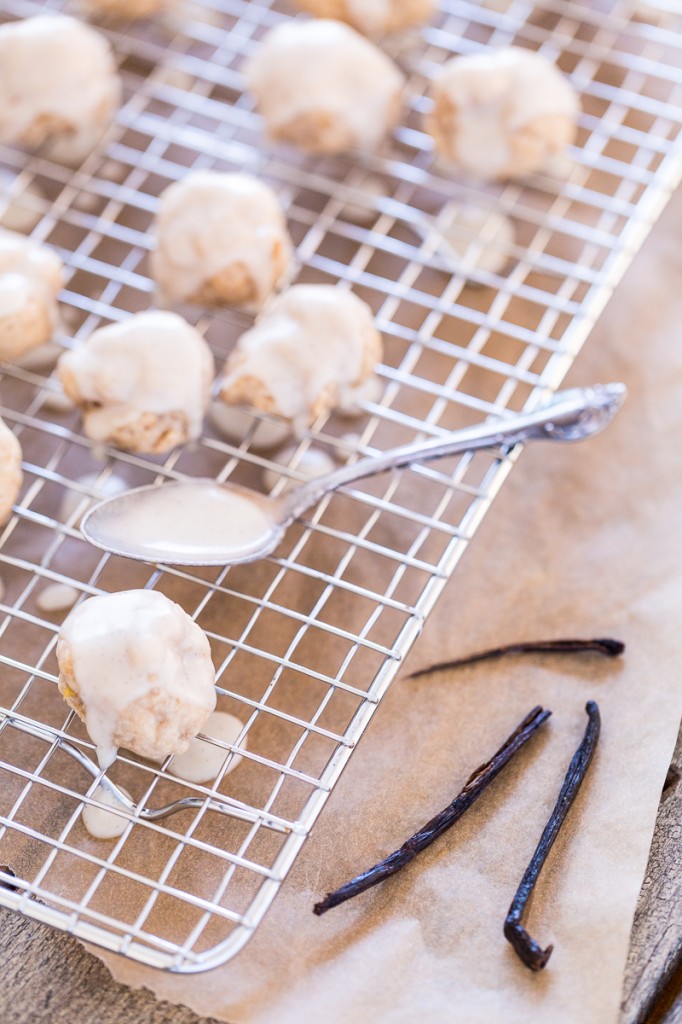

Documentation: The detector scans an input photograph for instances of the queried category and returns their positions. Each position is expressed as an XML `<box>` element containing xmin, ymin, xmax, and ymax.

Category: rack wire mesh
<box><xmin>0</xmin><ymin>0</ymin><xmax>680</xmax><ymax>973</ymax></box>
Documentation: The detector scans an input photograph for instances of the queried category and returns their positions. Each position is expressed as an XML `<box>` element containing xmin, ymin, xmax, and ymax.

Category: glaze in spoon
<box><xmin>81</xmin><ymin>383</ymin><xmax>626</xmax><ymax>567</ymax></box>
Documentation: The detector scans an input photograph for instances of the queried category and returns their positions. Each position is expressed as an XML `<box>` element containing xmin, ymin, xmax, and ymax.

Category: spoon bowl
<box><xmin>82</xmin><ymin>478</ymin><xmax>288</xmax><ymax>566</ymax></box>
<box><xmin>81</xmin><ymin>383</ymin><xmax>627</xmax><ymax>567</ymax></box>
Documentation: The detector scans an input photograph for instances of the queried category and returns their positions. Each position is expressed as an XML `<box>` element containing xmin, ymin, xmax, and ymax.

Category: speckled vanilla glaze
<box><xmin>0</xmin><ymin>228</ymin><xmax>63</xmax><ymax>361</ymax></box>
<box><xmin>151</xmin><ymin>171</ymin><xmax>293</xmax><ymax>308</ymax></box>
<box><xmin>292</xmin><ymin>0</ymin><xmax>437</xmax><ymax>35</ymax></box>
<box><xmin>208</xmin><ymin>402</ymin><xmax>292</xmax><ymax>451</ymax></box>
<box><xmin>168</xmin><ymin>711</ymin><xmax>246</xmax><ymax>784</ymax></box>
<box><xmin>58</xmin><ymin>311</ymin><xmax>214</xmax><ymax>453</ymax></box>
<box><xmin>37</xmin><ymin>583</ymin><xmax>79</xmax><ymax>614</ymax></box>
<box><xmin>245</xmin><ymin>19</ymin><xmax>405</xmax><ymax>154</ymax></box>
<box><xmin>0</xmin><ymin>15</ymin><xmax>121</xmax><ymax>152</ymax></box>
<box><xmin>220</xmin><ymin>284</ymin><xmax>382</xmax><ymax>428</ymax></box>
<box><xmin>57</xmin><ymin>590</ymin><xmax>217</xmax><ymax>768</ymax></box>
<box><xmin>263</xmin><ymin>445</ymin><xmax>336</xmax><ymax>493</ymax></box>
<box><xmin>426</xmin><ymin>47</ymin><xmax>579</xmax><ymax>180</ymax></box>
<box><xmin>0</xmin><ymin>417</ymin><xmax>22</xmax><ymax>524</ymax></box>
<box><xmin>436</xmin><ymin>203</ymin><xmax>515</xmax><ymax>275</ymax></box>
<box><xmin>82</xmin><ymin>784</ymin><xmax>132</xmax><ymax>840</ymax></box>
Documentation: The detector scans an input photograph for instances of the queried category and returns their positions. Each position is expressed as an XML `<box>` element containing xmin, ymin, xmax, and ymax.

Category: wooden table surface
<box><xmin>0</xmin><ymin>726</ymin><xmax>678</xmax><ymax>1024</ymax></box>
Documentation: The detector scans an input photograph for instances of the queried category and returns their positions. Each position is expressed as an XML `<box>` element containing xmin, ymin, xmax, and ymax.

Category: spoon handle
<box><xmin>282</xmin><ymin>383</ymin><xmax>626</xmax><ymax>521</ymax></box>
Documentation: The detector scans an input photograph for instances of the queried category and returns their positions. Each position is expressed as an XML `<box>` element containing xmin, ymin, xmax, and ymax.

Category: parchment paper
<box><xmin>87</xmin><ymin>187</ymin><xmax>682</xmax><ymax>1023</ymax></box>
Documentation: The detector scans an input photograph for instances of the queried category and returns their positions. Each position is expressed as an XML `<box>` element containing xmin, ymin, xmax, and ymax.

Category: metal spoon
<box><xmin>81</xmin><ymin>383</ymin><xmax>626</xmax><ymax>568</ymax></box>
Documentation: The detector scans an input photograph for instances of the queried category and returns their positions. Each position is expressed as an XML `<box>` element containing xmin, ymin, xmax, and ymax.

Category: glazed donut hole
<box><xmin>0</xmin><ymin>228</ymin><xmax>63</xmax><ymax>363</ymax></box>
<box><xmin>57</xmin><ymin>311</ymin><xmax>214</xmax><ymax>455</ymax></box>
<box><xmin>219</xmin><ymin>284</ymin><xmax>383</xmax><ymax>432</ymax></box>
<box><xmin>57</xmin><ymin>590</ymin><xmax>217</xmax><ymax>768</ymax></box>
<box><xmin>0</xmin><ymin>14</ymin><xmax>121</xmax><ymax>159</ymax></box>
<box><xmin>245</xmin><ymin>19</ymin><xmax>406</xmax><ymax>155</ymax></box>
<box><xmin>425</xmin><ymin>47</ymin><xmax>580</xmax><ymax>181</ymax></box>
<box><xmin>151</xmin><ymin>171</ymin><xmax>294</xmax><ymax>310</ymax></box>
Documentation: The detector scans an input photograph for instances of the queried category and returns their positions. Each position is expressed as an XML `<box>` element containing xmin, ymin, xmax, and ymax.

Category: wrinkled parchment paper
<box><xmin>88</xmin><ymin>188</ymin><xmax>682</xmax><ymax>1023</ymax></box>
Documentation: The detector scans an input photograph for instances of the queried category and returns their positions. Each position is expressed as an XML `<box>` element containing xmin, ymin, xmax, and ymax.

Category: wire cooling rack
<box><xmin>0</xmin><ymin>0</ymin><xmax>680</xmax><ymax>974</ymax></box>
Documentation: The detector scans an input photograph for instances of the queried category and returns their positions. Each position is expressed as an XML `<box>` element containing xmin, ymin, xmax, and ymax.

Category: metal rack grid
<box><xmin>0</xmin><ymin>0</ymin><xmax>680</xmax><ymax>973</ymax></box>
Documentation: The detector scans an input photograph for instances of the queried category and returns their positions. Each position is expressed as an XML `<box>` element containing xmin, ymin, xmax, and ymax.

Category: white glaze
<box><xmin>82</xmin><ymin>784</ymin><xmax>131</xmax><ymax>840</ymax></box>
<box><xmin>59</xmin><ymin>590</ymin><xmax>216</xmax><ymax>768</ymax></box>
<box><xmin>37</xmin><ymin>583</ymin><xmax>79</xmax><ymax>614</ymax></box>
<box><xmin>338</xmin><ymin>175</ymin><xmax>386</xmax><ymax>226</ymax></box>
<box><xmin>208</xmin><ymin>402</ymin><xmax>291</xmax><ymax>451</ymax></box>
<box><xmin>336</xmin><ymin>373</ymin><xmax>383</xmax><ymax>417</ymax></box>
<box><xmin>337</xmin><ymin>432</ymin><xmax>363</xmax><ymax>462</ymax></box>
<box><xmin>436</xmin><ymin>204</ymin><xmax>515</xmax><ymax>275</ymax></box>
<box><xmin>58</xmin><ymin>311</ymin><xmax>214</xmax><ymax>446</ymax></box>
<box><xmin>168</xmin><ymin>711</ymin><xmax>246</xmax><ymax>784</ymax></box>
<box><xmin>88</xmin><ymin>481</ymin><xmax>278</xmax><ymax>564</ymax></box>
<box><xmin>429</xmin><ymin>47</ymin><xmax>579</xmax><ymax>179</ymax></box>
<box><xmin>59</xmin><ymin>471</ymin><xmax>128</xmax><ymax>526</ymax></box>
<box><xmin>151</xmin><ymin>171</ymin><xmax>292</xmax><ymax>307</ymax></box>
<box><xmin>0</xmin><ymin>230</ymin><xmax>63</xmax><ymax>295</ymax></box>
<box><xmin>263</xmin><ymin>446</ymin><xmax>336</xmax><ymax>493</ymax></box>
<box><xmin>0</xmin><ymin>274</ymin><xmax>32</xmax><ymax>318</ymax></box>
<box><xmin>0</xmin><ymin>15</ymin><xmax>120</xmax><ymax>151</ymax></box>
<box><xmin>246</xmin><ymin>20</ymin><xmax>405</xmax><ymax>152</ymax></box>
<box><xmin>220</xmin><ymin>285</ymin><xmax>381</xmax><ymax>425</ymax></box>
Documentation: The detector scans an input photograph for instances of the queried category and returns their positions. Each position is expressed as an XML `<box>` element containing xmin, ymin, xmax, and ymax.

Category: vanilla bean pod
<box><xmin>407</xmin><ymin>638</ymin><xmax>624</xmax><ymax>680</ymax></box>
<box><xmin>0</xmin><ymin>865</ymin><xmax>18</xmax><ymax>892</ymax></box>
<box><xmin>313</xmin><ymin>705</ymin><xmax>551</xmax><ymax>916</ymax></box>
<box><xmin>504</xmin><ymin>700</ymin><xmax>601</xmax><ymax>971</ymax></box>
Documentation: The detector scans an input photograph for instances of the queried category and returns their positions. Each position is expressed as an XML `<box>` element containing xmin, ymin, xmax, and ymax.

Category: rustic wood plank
<box><xmin>620</xmin><ymin>727</ymin><xmax>682</xmax><ymax>1024</ymax></box>
<box><xmin>0</xmin><ymin>728</ymin><xmax>677</xmax><ymax>1024</ymax></box>
<box><xmin>0</xmin><ymin>905</ymin><xmax>222</xmax><ymax>1024</ymax></box>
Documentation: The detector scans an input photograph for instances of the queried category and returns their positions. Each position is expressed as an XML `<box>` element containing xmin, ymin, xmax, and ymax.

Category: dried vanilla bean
<box><xmin>504</xmin><ymin>700</ymin><xmax>601</xmax><ymax>971</ymax></box>
<box><xmin>407</xmin><ymin>638</ymin><xmax>624</xmax><ymax>680</ymax></box>
<box><xmin>313</xmin><ymin>705</ymin><xmax>551</xmax><ymax>916</ymax></box>
<box><xmin>0</xmin><ymin>865</ymin><xmax>19</xmax><ymax>892</ymax></box>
